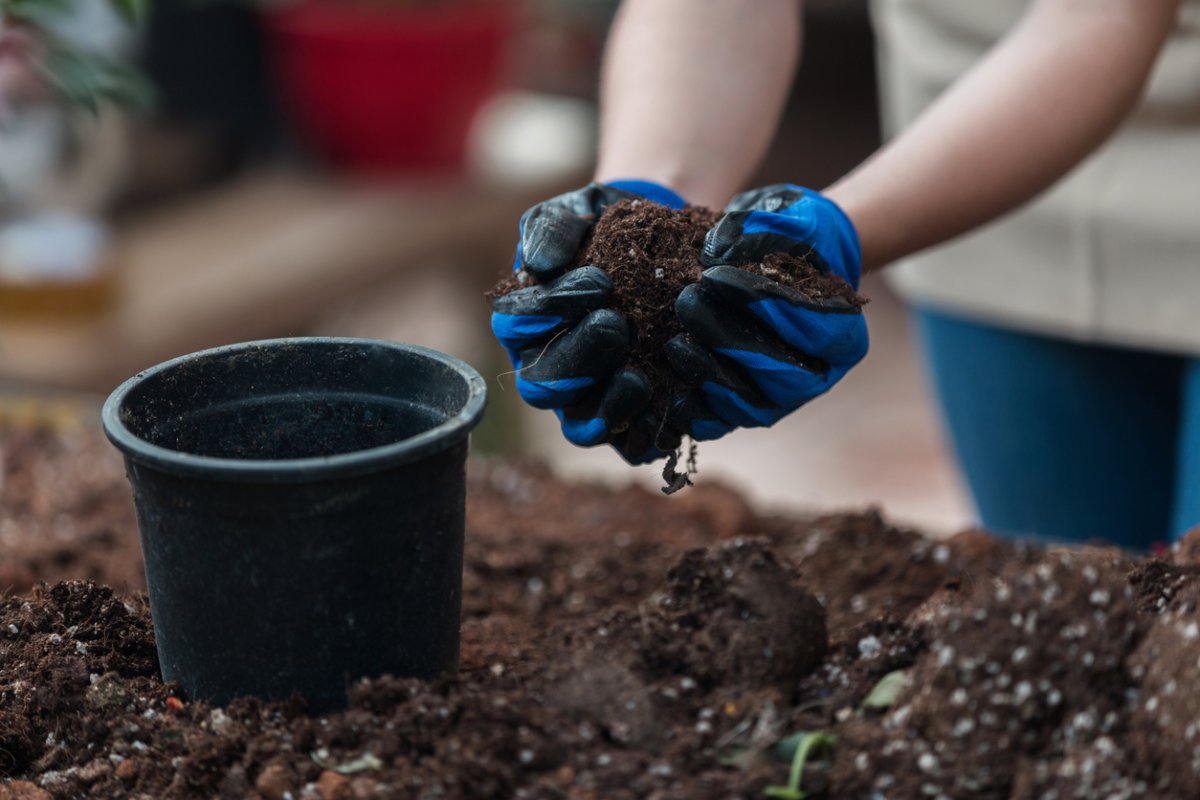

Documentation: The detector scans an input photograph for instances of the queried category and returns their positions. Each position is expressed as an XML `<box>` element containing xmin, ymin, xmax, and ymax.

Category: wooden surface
<box><xmin>0</xmin><ymin>170</ymin><xmax>539</xmax><ymax>393</ymax></box>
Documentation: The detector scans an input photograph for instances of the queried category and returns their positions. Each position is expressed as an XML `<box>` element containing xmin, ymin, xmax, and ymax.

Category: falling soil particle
<box><xmin>7</xmin><ymin>424</ymin><xmax>1200</xmax><ymax>798</ymax></box>
<box><xmin>493</xmin><ymin>200</ymin><xmax>865</xmax><ymax>487</ymax></box>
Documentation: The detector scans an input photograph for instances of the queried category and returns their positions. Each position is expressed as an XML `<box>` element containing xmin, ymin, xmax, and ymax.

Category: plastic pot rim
<box><xmin>102</xmin><ymin>337</ymin><xmax>487</xmax><ymax>484</ymax></box>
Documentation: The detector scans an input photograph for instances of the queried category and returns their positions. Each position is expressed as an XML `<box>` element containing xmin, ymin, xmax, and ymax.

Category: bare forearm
<box><xmin>826</xmin><ymin>0</ymin><xmax>1179</xmax><ymax>272</ymax></box>
<box><xmin>594</xmin><ymin>0</ymin><xmax>800</xmax><ymax>209</ymax></box>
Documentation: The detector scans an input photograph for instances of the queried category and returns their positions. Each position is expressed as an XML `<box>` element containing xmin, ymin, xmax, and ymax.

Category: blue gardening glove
<box><xmin>701</xmin><ymin>183</ymin><xmax>862</xmax><ymax>280</ymax></box>
<box><xmin>490</xmin><ymin>180</ymin><xmax>687</xmax><ymax>463</ymax></box>
<box><xmin>668</xmin><ymin>184</ymin><xmax>868</xmax><ymax>437</ymax></box>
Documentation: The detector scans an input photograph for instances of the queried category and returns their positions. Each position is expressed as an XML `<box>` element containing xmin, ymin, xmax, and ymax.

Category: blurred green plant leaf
<box><xmin>717</xmin><ymin>746</ymin><xmax>757</xmax><ymax>771</ymax></box>
<box><xmin>37</xmin><ymin>45</ymin><xmax>154</xmax><ymax>114</ymax></box>
<box><xmin>2</xmin><ymin>0</ymin><xmax>76</xmax><ymax>26</ymax></box>
<box><xmin>110</xmin><ymin>0</ymin><xmax>147</xmax><ymax>24</ymax></box>
<box><xmin>2</xmin><ymin>0</ymin><xmax>152</xmax><ymax>111</ymax></box>
<box><xmin>861</xmin><ymin>669</ymin><xmax>908</xmax><ymax>711</ymax></box>
<box><xmin>765</xmin><ymin>730</ymin><xmax>836</xmax><ymax>800</ymax></box>
<box><xmin>3</xmin><ymin>0</ymin><xmax>145</xmax><ymax>26</ymax></box>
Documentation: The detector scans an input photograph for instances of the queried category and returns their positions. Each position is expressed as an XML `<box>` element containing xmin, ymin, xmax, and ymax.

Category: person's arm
<box><xmin>826</xmin><ymin>0</ymin><xmax>1181</xmax><ymax>272</ymax></box>
<box><xmin>593</xmin><ymin>0</ymin><xmax>801</xmax><ymax>210</ymax></box>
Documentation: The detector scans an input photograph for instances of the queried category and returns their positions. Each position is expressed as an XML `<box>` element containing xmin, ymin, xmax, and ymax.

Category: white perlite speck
<box><xmin>858</xmin><ymin>636</ymin><xmax>882</xmax><ymax>658</ymax></box>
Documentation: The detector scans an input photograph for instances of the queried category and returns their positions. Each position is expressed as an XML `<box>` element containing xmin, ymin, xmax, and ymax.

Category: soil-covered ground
<box><xmin>3</xmin><ymin>424</ymin><xmax>1200</xmax><ymax>798</ymax></box>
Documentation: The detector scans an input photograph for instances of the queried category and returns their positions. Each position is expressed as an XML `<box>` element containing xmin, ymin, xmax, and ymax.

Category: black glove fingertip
<box><xmin>702</xmin><ymin>264</ymin><xmax>861</xmax><ymax>315</ymax></box>
<box><xmin>723</xmin><ymin>184</ymin><xmax>803</xmax><ymax>214</ymax></box>
<box><xmin>700</xmin><ymin>212</ymin><xmax>748</xmax><ymax>267</ymax></box>
<box><xmin>675</xmin><ymin>283</ymin><xmax>737</xmax><ymax>344</ymax></box>
<box><xmin>664</xmin><ymin>334</ymin><xmax>709</xmax><ymax>385</ymax></box>
<box><xmin>612</xmin><ymin>410</ymin><xmax>682</xmax><ymax>465</ymax></box>
<box><xmin>521</xmin><ymin>202</ymin><xmax>591</xmax><ymax>280</ymax></box>
<box><xmin>557</xmin><ymin>368</ymin><xmax>650</xmax><ymax>447</ymax></box>
<box><xmin>518</xmin><ymin>308</ymin><xmax>629</xmax><ymax>383</ymax></box>
<box><xmin>664</xmin><ymin>334</ymin><xmax>768</xmax><ymax>404</ymax></box>
<box><xmin>601</xmin><ymin>369</ymin><xmax>652</xmax><ymax>429</ymax></box>
<box><xmin>701</xmin><ymin>264</ymin><xmax>804</xmax><ymax>308</ymax></box>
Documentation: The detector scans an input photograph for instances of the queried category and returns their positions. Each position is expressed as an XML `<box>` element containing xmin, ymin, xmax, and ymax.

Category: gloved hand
<box><xmin>667</xmin><ymin>184</ymin><xmax>868</xmax><ymax>437</ymax></box>
<box><xmin>490</xmin><ymin>180</ymin><xmax>687</xmax><ymax>463</ymax></box>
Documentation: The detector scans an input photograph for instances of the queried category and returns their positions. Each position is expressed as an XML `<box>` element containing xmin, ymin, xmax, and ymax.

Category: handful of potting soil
<box><xmin>490</xmin><ymin>185</ymin><xmax>867</xmax><ymax>493</ymax></box>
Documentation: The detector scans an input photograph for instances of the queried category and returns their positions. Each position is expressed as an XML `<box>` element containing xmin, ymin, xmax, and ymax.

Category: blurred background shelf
<box><xmin>0</xmin><ymin>169</ymin><xmax>547</xmax><ymax>393</ymax></box>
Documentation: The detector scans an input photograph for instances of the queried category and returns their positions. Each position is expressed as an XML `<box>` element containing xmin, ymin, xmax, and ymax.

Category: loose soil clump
<box><xmin>637</xmin><ymin>538</ymin><xmax>827</xmax><ymax>690</ymax></box>
<box><xmin>493</xmin><ymin>200</ymin><xmax>865</xmax><ymax>483</ymax></box>
<box><xmin>7</xmin><ymin>424</ymin><xmax>1200</xmax><ymax>798</ymax></box>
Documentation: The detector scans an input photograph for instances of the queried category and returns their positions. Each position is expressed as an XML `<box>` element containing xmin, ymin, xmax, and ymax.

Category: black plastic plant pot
<box><xmin>102</xmin><ymin>337</ymin><xmax>486</xmax><ymax>712</ymax></box>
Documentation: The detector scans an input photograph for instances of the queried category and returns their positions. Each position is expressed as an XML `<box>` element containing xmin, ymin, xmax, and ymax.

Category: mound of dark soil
<box><xmin>5</xmin><ymin>424</ymin><xmax>1200</xmax><ymax>798</ymax></box>
<box><xmin>637</xmin><ymin>538</ymin><xmax>827</xmax><ymax>689</ymax></box>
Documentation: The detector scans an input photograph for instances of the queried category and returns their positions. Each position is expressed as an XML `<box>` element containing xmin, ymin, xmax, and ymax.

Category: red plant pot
<box><xmin>265</xmin><ymin>1</ymin><xmax>515</xmax><ymax>173</ymax></box>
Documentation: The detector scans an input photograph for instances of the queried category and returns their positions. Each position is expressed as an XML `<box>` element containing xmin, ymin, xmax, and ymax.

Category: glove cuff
<box><xmin>605</xmin><ymin>179</ymin><xmax>687</xmax><ymax>210</ymax></box>
<box><xmin>822</xmin><ymin>194</ymin><xmax>863</xmax><ymax>289</ymax></box>
<box><xmin>786</xmin><ymin>184</ymin><xmax>863</xmax><ymax>288</ymax></box>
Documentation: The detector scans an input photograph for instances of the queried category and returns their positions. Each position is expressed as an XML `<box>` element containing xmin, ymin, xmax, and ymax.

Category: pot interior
<box><xmin>147</xmin><ymin>392</ymin><xmax>444</xmax><ymax>460</ymax></box>
<box><xmin>116</xmin><ymin>340</ymin><xmax>476</xmax><ymax>462</ymax></box>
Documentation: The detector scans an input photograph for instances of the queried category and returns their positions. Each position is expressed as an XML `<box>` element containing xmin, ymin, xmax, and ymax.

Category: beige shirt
<box><xmin>873</xmin><ymin>0</ymin><xmax>1200</xmax><ymax>353</ymax></box>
